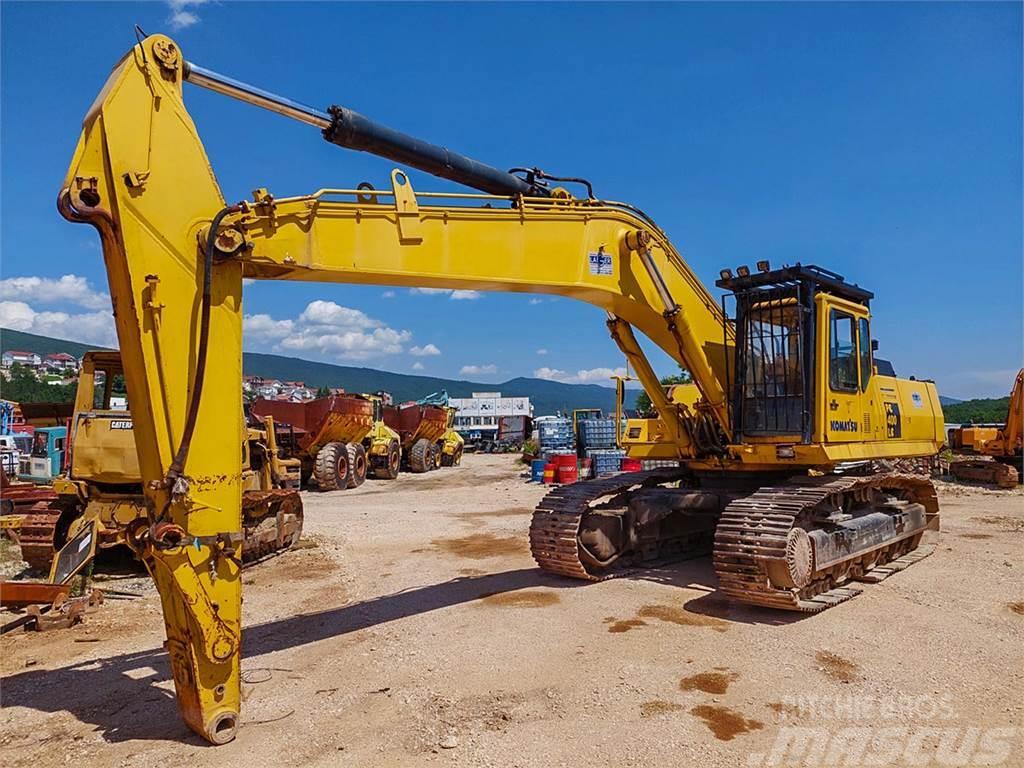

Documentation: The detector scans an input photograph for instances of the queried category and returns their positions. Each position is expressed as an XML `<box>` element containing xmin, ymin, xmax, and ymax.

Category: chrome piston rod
<box><xmin>181</xmin><ymin>61</ymin><xmax>545</xmax><ymax>197</ymax></box>
<box><xmin>183</xmin><ymin>62</ymin><xmax>331</xmax><ymax>128</ymax></box>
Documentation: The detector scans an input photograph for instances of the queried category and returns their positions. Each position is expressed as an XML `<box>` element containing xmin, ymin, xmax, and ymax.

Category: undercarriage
<box><xmin>529</xmin><ymin>468</ymin><xmax>939</xmax><ymax>612</ymax></box>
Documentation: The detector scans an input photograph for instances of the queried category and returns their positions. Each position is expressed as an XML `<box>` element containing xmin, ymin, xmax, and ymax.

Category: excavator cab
<box><xmin>718</xmin><ymin>264</ymin><xmax>874</xmax><ymax>445</ymax></box>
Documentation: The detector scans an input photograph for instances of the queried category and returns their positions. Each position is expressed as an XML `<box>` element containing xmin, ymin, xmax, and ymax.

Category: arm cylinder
<box><xmin>183</xmin><ymin>61</ymin><xmax>546</xmax><ymax>197</ymax></box>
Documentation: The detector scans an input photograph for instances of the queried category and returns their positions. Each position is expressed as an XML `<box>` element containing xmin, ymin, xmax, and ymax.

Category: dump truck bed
<box><xmin>382</xmin><ymin>403</ymin><xmax>448</xmax><ymax>447</ymax></box>
<box><xmin>252</xmin><ymin>397</ymin><xmax>374</xmax><ymax>456</ymax></box>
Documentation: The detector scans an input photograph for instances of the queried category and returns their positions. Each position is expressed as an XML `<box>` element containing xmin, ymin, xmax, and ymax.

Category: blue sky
<box><xmin>1</xmin><ymin>2</ymin><xmax>1020</xmax><ymax>398</ymax></box>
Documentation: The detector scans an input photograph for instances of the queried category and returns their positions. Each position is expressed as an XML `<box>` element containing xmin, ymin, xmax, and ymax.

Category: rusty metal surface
<box><xmin>713</xmin><ymin>473</ymin><xmax>939</xmax><ymax>612</ymax></box>
<box><xmin>0</xmin><ymin>580</ymin><xmax>70</xmax><ymax>608</ymax></box>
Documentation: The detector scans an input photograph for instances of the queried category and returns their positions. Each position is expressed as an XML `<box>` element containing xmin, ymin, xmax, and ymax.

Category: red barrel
<box><xmin>621</xmin><ymin>457</ymin><xmax>643</xmax><ymax>472</ymax></box>
<box><xmin>557</xmin><ymin>464</ymin><xmax>579</xmax><ymax>484</ymax></box>
<box><xmin>553</xmin><ymin>454</ymin><xmax>577</xmax><ymax>469</ymax></box>
<box><xmin>543</xmin><ymin>464</ymin><xmax>557</xmax><ymax>484</ymax></box>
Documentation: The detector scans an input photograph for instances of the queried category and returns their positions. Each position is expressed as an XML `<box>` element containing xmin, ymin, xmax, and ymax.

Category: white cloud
<box><xmin>409</xmin><ymin>343</ymin><xmax>441</xmax><ymax>357</ymax></box>
<box><xmin>410</xmin><ymin>287</ymin><xmax>482</xmax><ymax>300</ymax></box>
<box><xmin>243</xmin><ymin>313</ymin><xmax>294</xmax><ymax>342</ymax></box>
<box><xmin>534</xmin><ymin>366</ymin><xmax>626</xmax><ymax>385</ymax></box>
<box><xmin>460</xmin><ymin>364</ymin><xmax>498</xmax><ymax>376</ymax></box>
<box><xmin>298</xmin><ymin>300</ymin><xmax>378</xmax><ymax>329</ymax></box>
<box><xmin>0</xmin><ymin>300</ymin><xmax>116</xmax><ymax>347</ymax></box>
<box><xmin>382</xmin><ymin>290</ymin><xmax>396</xmax><ymax>298</ymax></box>
<box><xmin>412</xmin><ymin>362</ymin><xmax>425</xmax><ymax>371</ymax></box>
<box><xmin>167</xmin><ymin>0</ymin><xmax>206</xmax><ymax>30</ymax></box>
<box><xmin>242</xmin><ymin>299</ymin><xmax>414</xmax><ymax>361</ymax></box>
<box><xmin>528</xmin><ymin>298</ymin><xmax>544</xmax><ymax>305</ymax></box>
<box><xmin>0</xmin><ymin>274</ymin><xmax>109</xmax><ymax>310</ymax></box>
<box><xmin>409</xmin><ymin>288</ymin><xmax>451</xmax><ymax>296</ymax></box>
<box><xmin>536</xmin><ymin>348</ymin><xmax>548</xmax><ymax>355</ymax></box>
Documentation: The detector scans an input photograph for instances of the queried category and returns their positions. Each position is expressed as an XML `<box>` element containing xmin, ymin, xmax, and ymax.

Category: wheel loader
<box><xmin>16</xmin><ymin>352</ymin><xmax>303</xmax><ymax>579</ymax></box>
<box><xmin>56</xmin><ymin>34</ymin><xmax>944</xmax><ymax>743</ymax></box>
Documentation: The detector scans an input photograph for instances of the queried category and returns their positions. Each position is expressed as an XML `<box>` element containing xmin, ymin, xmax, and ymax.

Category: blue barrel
<box><xmin>531</xmin><ymin>459</ymin><xmax>548</xmax><ymax>482</ymax></box>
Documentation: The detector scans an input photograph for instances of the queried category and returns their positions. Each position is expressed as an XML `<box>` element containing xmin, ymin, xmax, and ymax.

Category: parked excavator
<box><xmin>58</xmin><ymin>34</ymin><xmax>944</xmax><ymax>744</ymax></box>
<box><xmin>15</xmin><ymin>351</ymin><xmax>303</xmax><ymax>579</ymax></box>
<box><xmin>946</xmin><ymin>368</ymin><xmax>1023</xmax><ymax>487</ymax></box>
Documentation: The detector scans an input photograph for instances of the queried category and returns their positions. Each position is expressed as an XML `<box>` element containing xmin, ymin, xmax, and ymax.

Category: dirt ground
<box><xmin>1</xmin><ymin>455</ymin><xmax>1022</xmax><ymax>767</ymax></box>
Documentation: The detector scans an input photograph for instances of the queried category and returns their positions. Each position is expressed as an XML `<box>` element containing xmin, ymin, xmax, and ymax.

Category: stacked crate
<box><xmin>641</xmin><ymin>459</ymin><xmax>683</xmax><ymax>470</ymax></box>
<box><xmin>577</xmin><ymin>418</ymin><xmax>617</xmax><ymax>450</ymax></box>
<box><xmin>585</xmin><ymin>448</ymin><xmax>626</xmax><ymax>476</ymax></box>
<box><xmin>537</xmin><ymin>418</ymin><xmax>574</xmax><ymax>464</ymax></box>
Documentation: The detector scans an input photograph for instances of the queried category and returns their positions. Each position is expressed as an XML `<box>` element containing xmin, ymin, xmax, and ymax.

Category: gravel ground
<box><xmin>1</xmin><ymin>454</ymin><xmax>1021</xmax><ymax>767</ymax></box>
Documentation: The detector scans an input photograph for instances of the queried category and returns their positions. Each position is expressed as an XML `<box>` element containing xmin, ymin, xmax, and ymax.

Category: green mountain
<box><xmin>942</xmin><ymin>397</ymin><xmax>1011</xmax><ymax>425</ymax></box>
<box><xmin>1</xmin><ymin>328</ymin><xmax>108</xmax><ymax>358</ymax></box>
<box><xmin>243</xmin><ymin>353</ymin><xmax>622</xmax><ymax>415</ymax></box>
<box><xmin>1</xmin><ymin>329</ymin><xmax>624</xmax><ymax>415</ymax></box>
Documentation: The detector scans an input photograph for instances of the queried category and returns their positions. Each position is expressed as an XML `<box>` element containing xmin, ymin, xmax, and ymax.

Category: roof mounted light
<box><xmin>736</xmin><ymin>265</ymin><xmax>751</xmax><ymax>278</ymax></box>
<box><xmin>719</xmin><ymin>268</ymin><xmax>733</xmax><ymax>281</ymax></box>
<box><xmin>757</xmin><ymin>260</ymin><xmax>770</xmax><ymax>273</ymax></box>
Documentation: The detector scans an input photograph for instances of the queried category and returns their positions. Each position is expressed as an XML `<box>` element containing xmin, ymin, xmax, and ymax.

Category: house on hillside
<box><xmin>1</xmin><ymin>351</ymin><xmax>42</xmax><ymax>370</ymax></box>
<box><xmin>43</xmin><ymin>352</ymin><xmax>80</xmax><ymax>373</ymax></box>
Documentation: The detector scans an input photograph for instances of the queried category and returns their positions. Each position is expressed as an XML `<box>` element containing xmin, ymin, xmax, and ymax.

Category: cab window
<box><xmin>829</xmin><ymin>310</ymin><xmax>858</xmax><ymax>392</ymax></box>
<box><xmin>858</xmin><ymin>317</ymin><xmax>872</xmax><ymax>391</ymax></box>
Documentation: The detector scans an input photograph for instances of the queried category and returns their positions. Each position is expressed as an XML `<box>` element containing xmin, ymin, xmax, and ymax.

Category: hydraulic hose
<box><xmin>165</xmin><ymin>204</ymin><xmax>242</xmax><ymax>485</ymax></box>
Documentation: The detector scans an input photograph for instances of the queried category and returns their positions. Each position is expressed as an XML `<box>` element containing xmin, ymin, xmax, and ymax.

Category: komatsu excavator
<box><xmin>59</xmin><ymin>35</ymin><xmax>943</xmax><ymax>743</ymax></box>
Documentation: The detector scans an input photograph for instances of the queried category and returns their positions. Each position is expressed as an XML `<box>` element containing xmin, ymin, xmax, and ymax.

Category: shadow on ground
<box><xmin>2</xmin><ymin>556</ymin><xmax>808</xmax><ymax>743</ymax></box>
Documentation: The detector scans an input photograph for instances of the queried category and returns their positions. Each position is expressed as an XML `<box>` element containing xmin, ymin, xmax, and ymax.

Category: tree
<box><xmin>634</xmin><ymin>368</ymin><xmax>692</xmax><ymax>416</ymax></box>
<box><xmin>316</xmin><ymin>385</ymin><xmax>332</xmax><ymax>398</ymax></box>
<box><xmin>1</xmin><ymin>363</ymin><xmax>77</xmax><ymax>403</ymax></box>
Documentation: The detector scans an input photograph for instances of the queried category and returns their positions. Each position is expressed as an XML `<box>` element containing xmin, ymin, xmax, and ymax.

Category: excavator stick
<box><xmin>60</xmin><ymin>36</ymin><xmax>245</xmax><ymax>743</ymax></box>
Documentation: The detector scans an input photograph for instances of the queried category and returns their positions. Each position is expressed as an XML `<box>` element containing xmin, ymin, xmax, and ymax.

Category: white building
<box><xmin>450</xmin><ymin>391</ymin><xmax>532</xmax><ymax>436</ymax></box>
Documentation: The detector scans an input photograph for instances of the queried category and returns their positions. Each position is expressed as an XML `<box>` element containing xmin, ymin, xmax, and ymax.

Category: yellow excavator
<box><xmin>58</xmin><ymin>35</ymin><xmax>944</xmax><ymax>743</ymax></box>
<box><xmin>946</xmin><ymin>368</ymin><xmax>1023</xmax><ymax>487</ymax></box>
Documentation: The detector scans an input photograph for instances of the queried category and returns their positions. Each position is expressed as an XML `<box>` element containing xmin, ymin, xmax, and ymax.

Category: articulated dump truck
<box><xmin>382</xmin><ymin>402</ymin><xmax>464</xmax><ymax>472</ymax></box>
<box><xmin>16</xmin><ymin>352</ymin><xmax>303</xmax><ymax>579</ymax></box>
<box><xmin>251</xmin><ymin>394</ymin><xmax>402</xmax><ymax>489</ymax></box>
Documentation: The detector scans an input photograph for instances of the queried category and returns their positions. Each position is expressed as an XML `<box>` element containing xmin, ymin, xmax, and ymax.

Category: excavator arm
<box><xmin>60</xmin><ymin>35</ymin><xmax>735</xmax><ymax>743</ymax></box>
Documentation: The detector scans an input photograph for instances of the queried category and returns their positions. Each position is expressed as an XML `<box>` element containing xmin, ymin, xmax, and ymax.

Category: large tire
<box><xmin>314</xmin><ymin>442</ymin><xmax>349</xmax><ymax>491</ymax></box>
<box><xmin>408</xmin><ymin>438</ymin><xmax>432</xmax><ymax>473</ymax></box>
<box><xmin>428</xmin><ymin>443</ymin><xmax>442</xmax><ymax>471</ymax></box>
<box><xmin>441</xmin><ymin>445</ymin><xmax>463</xmax><ymax>467</ymax></box>
<box><xmin>346</xmin><ymin>443</ymin><xmax>368</xmax><ymax>488</ymax></box>
<box><xmin>375</xmin><ymin>440</ymin><xmax>401</xmax><ymax>480</ymax></box>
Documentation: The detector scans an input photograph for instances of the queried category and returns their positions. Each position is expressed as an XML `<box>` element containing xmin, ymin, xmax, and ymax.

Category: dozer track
<box><xmin>240</xmin><ymin>489</ymin><xmax>305</xmax><ymax>563</ymax></box>
<box><xmin>529</xmin><ymin>468</ymin><xmax>691</xmax><ymax>581</ymax></box>
<box><xmin>16</xmin><ymin>490</ymin><xmax>304</xmax><ymax>574</ymax></box>
<box><xmin>16</xmin><ymin>501</ymin><xmax>65</xmax><ymax>573</ymax></box>
<box><xmin>714</xmin><ymin>473</ymin><xmax>939</xmax><ymax>612</ymax></box>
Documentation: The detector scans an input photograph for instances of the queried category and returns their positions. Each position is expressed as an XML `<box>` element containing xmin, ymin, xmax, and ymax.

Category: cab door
<box><xmin>816</xmin><ymin>295</ymin><xmax>869</xmax><ymax>444</ymax></box>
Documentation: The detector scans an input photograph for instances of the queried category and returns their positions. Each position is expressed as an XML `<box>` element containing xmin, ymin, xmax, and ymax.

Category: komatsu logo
<box><xmin>830</xmin><ymin>420</ymin><xmax>858</xmax><ymax>433</ymax></box>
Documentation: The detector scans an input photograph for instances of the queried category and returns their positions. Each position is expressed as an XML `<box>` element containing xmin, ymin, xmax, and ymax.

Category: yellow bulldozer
<box><xmin>56</xmin><ymin>34</ymin><xmax>944</xmax><ymax>743</ymax></box>
<box><xmin>16</xmin><ymin>351</ymin><xmax>303</xmax><ymax>580</ymax></box>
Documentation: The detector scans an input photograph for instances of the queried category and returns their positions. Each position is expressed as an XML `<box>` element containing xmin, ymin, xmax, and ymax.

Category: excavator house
<box><xmin>58</xmin><ymin>35</ymin><xmax>945</xmax><ymax>743</ymax></box>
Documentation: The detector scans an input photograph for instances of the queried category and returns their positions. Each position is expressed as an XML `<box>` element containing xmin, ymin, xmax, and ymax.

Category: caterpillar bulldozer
<box><xmin>16</xmin><ymin>351</ymin><xmax>303</xmax><ymax>579</ymax></box>
<box><xmin>946</xmin><ymin>368</ymin><xmax>1023</xmax><ymax>487</ymax></box>
<box><xmin>57</xmin><ymin>35</ymin><xmax>944</xmax><ymax>743</ymax></box>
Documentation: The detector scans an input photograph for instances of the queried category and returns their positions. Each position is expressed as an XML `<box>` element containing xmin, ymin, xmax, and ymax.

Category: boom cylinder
<box><xmin>183</xmin><ymin>61</ymin><xmax>546</xmax><ymax>198</ymax></box>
